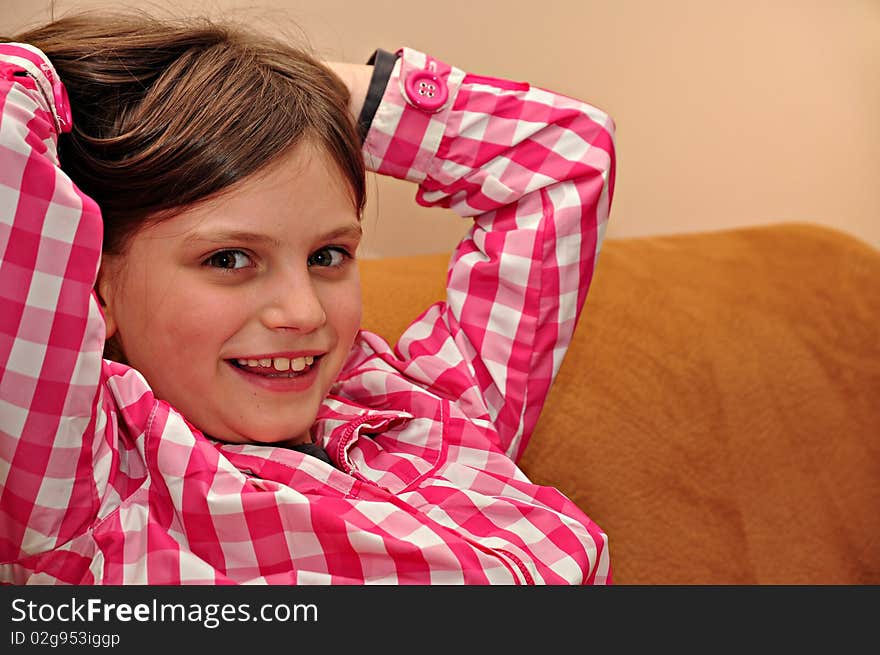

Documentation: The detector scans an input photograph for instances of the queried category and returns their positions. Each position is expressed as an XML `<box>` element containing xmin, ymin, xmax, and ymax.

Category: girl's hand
<box><xmin>325</xmin><ymin>61</ymin><xmax>373</xmax><ymax>120</ymax></box>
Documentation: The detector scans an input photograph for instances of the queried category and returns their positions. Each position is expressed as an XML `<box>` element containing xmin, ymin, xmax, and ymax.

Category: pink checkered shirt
<box><xmin>0</xmin><ymin>44</ymin><xmax>615</xmax><ymax>584</ymax></box>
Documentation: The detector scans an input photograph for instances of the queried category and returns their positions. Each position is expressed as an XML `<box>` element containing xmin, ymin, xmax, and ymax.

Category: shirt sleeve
<box><xmin>0</xmin><ymin>44</ymin><xmax>106</xmax><ymax>560</ymax></box>
<box><xmin>356</xmin><ymin>49</ymin><xmax>399</xmax><ymax>142</ymax></box>
<box><xmin>362</xmin><ymin>48</ymin><xmax>616</xmax><ymax>462</ymax></box>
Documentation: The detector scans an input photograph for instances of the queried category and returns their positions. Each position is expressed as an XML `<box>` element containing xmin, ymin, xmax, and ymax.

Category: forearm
<box><xmin>1</xmin><ymin>44</ymin><xmax>105</xmax><ymax>559</ymax></box>
<box><xmin>363</xmin><ymin>47</ymin><xmax>616</xmax><ymax>460</ymax></box>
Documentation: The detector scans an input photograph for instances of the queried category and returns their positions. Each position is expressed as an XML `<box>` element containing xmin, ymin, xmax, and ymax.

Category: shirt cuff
<box><xmin>0</xmin><ymin>43</ymin><xmax>72</xmax><ymax>134</ymax></box>
<box><xmin>361</xmin><ymin>47</ymin><xmax>464</xmax><ymax>182</ymax></box>
<box><xmin>356</xmin><ymin>49</ymin><xmax>399</xmax><ymax>143</ymax></box>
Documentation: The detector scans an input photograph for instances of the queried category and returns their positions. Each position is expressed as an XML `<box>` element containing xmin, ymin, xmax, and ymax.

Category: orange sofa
<box><xmin>359</xmin><ymin>222</ymin><xmax>880</xmax><ymax>584</ymax></box>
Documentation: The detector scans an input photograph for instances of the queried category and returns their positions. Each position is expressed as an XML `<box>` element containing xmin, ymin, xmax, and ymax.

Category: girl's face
<box><xmin>98</xmin><ymin>143</ymin><xmax>363</xmax><ymax>445</ymax></box>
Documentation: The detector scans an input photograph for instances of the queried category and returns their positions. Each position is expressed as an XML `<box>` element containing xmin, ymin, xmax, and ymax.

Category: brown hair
<box><xmin>8</xmin><ymin>11</ymin><xmax>366</xmax><ymax>256</ymax></box>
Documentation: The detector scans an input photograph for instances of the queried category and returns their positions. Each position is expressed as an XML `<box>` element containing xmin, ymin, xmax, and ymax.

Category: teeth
<box><xmin>236</xmin><ymin>356</ymin><xmax>317</xmax><ymax>372</ymax></box>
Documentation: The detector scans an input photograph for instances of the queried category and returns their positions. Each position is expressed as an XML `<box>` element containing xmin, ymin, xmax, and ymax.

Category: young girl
<box><xmin>0</xmin><ymin>12</ymin><xmax>615</xmax><ymax>584</ymax></box>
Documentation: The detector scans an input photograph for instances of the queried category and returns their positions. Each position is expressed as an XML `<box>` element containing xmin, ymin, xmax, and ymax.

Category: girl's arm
<box><xmin>355</xmin><ymin>49</ymin><xmax>615</xmax><ymax>462</ymax></box>
<box><xmin>0</xmin><ymin>44</ymin><xmax>105</xmax><ymax>560</ymax></box>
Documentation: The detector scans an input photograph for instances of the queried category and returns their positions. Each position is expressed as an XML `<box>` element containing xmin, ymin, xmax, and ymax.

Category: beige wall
<box><xmin>4</xmin><ymin>1</ymin><xmax>879</xmax><ymax>256</ymax></box>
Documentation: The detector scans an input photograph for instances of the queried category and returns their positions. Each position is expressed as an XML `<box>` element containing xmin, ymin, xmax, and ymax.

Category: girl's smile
<box><xmin>97</xmin><ymin>141</ymin><xmax>363</xmax><ymax>446</ymax></box>
<box><xmin>226</xmin><ymin>353</ymin><xmax>324</xmax><ymax>392</ymax></box>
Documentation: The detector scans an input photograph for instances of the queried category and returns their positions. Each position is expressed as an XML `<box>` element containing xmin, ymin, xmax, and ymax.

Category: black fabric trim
<box><xmin>291</xmin><ymin>442</ymin><xmax>334</xmax><ymax>466</ymax></box>
<box><xmin>356</xmin><ymin>49</ymin><xmax>400</xmax><ymax>143</ymax></box>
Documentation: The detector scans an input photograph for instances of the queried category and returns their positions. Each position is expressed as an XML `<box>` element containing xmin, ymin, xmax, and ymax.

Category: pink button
<box><xmin>404</xmin><ymin>70</ymin><xmax>449</xmax><ymax>112</ymax></box>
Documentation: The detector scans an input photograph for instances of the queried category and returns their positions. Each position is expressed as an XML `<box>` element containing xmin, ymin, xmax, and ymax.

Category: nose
<box><xmin>259</xmin><ymin>266</ymin><xmax>327</xmax><ymax>332</ymax></box>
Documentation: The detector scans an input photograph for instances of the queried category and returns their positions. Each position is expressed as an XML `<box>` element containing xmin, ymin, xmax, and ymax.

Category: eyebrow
<box><xmin>184</xmin><ymin>224</ymin><xmax>363</xmax><ymax>247</ymax></box>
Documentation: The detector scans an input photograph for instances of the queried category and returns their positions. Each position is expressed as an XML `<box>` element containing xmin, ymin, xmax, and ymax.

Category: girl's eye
<box><xmin>308</xmin><ymin>247</ymin><xmax>349</xmax><ymax>268</ymax></box>
<box><xmin>205</xmin><ymin>250</ymin><xmax>253</xmax><ymax>270</ymax></box>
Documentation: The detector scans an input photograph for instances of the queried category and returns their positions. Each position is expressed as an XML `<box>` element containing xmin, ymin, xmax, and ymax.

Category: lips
<box><xmin>226</xmin><ymin>354</ymin><xmax>324</xmax><ymax>393</ymax></box>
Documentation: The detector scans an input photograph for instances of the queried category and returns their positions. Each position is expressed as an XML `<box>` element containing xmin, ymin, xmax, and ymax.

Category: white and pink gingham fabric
<box><xmin>0</xmin><ymin>44</ymin><xmax>615</xmax><ymax>584</ymax></box>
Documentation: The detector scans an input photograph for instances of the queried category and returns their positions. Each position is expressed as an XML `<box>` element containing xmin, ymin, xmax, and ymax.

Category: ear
<box><xmin>95</xmin><ymin>254</ymin><xmax>121</xmax><ymax>340</ymax></box>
